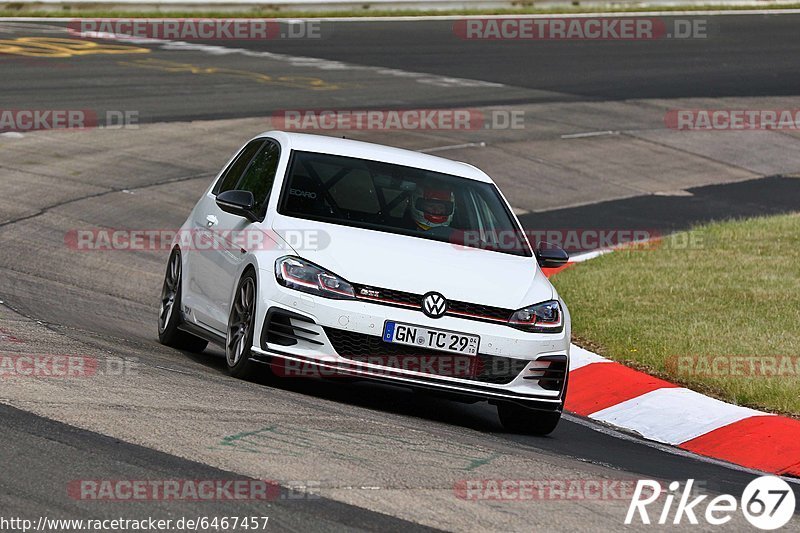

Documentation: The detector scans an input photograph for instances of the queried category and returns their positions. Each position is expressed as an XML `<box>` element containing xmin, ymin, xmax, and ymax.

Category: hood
<box><xmin>272</xmin><ymin>215</ymin><xmax>553</xmax><ymax>310</ymax></box>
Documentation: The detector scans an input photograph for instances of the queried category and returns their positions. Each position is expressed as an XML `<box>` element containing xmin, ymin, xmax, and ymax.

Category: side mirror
<box><xmin>535</xmin><ymin>241</ymin><xmax>569</xmax><ymax>268</ymax></box>
<box><xmin>216</xmin><ymin>190</ymin><xmax>258</xmax><ymax>222</ymax></box>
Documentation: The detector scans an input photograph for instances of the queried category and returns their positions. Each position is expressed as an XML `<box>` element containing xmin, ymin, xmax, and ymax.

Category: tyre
<box><xmin>226</xmin><ymin>270</ymin><xmax>265</xmax><ymax>380</ymax></box>
<box><xmin>158</xmin><ymin>249</ymin><xmax>208</xmax><ymax>353</ymax></box>
<box><xmin>497</xmin><ymin>402</ymin><xmax>561</xmax><ymax>436</ymax></box>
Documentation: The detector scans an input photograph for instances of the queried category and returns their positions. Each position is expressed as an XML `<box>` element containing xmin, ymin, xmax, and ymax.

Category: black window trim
<box><xmin>212</xmin><ymin>137</ymin><xmax>282</xmax><ymax>223</ymax></box>
<box><xmin>236</xmin><ymin>138</ymin><xmax>282</xmax><ymax>222</ymax></box>
<box><xmin>276</xmin><ymin>149</ymin><xmax>533</xmax><ymax>258</ymax></box>
<box><xmin>211</xmin><ymin>138</ymin><xmax>266</xmax><ymax>196</ymax></box>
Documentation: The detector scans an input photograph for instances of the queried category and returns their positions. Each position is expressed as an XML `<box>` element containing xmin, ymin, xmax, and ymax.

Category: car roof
<box><xmin>256</xmin><ymin>131</ymin><xmax>494</xmax><ymax>184</ymax></box>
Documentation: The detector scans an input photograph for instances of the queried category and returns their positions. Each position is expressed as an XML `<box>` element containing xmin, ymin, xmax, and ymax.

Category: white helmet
<box><xmin>411</xmin><ymin>186</ymin><xmax>455</xmax><ymax>230</ymax></box>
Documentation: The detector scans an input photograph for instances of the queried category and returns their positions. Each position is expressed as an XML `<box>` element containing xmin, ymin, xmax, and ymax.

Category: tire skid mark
<box><xmin>213</xmin><ymin>424</ymin><xmax>501</xmax><ymax>471</ymax></box>
<box><xmin>0</xmin><ymin>170</ymin><xmax>213</xmax><ymax>230</ymax></box>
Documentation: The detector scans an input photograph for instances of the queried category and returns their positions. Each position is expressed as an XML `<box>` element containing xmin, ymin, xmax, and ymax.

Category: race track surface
<box><xmin>3</xmin><ymin>15</ymin><xmax>800</xmax><ymax>122</ymax></box>
<box><xmin>0</xmin><ymin>15</ymin><xmax>798</xmax><ymax>532</ymax></box>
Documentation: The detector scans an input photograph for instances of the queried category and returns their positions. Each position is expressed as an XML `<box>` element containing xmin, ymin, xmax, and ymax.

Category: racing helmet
<box><xmin>411</xmin><ymin>185</ymin><xmax>455</xmax><ymax>230</ymax></box>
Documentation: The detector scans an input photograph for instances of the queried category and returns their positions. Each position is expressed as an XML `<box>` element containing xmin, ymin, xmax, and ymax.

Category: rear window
<box><xmin>278</xmin><ymin>151</ymin><xmax>531</xmax><ymax>257</ymax></box>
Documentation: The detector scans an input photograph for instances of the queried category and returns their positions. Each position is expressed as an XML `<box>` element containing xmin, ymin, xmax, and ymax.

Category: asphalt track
<box><xmin>207</xmin><ymin>15</ymin><xmax>800</xmax><ymax>100</ymax></box>
<box><xmin>0</xmin><ymin>15</ymin><xmax>799</xmax><ymax>532</ymax></box>
<box><xmin>2</xmin><ymin>14</ymin><xmax>800</xmax><ymax>122</ymax></box>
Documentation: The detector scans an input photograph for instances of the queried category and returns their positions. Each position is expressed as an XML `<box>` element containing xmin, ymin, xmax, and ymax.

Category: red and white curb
<box><xmin>566</xmin><ymin>348</ymin><xmax>800</xmax><ymax>477</ymax></box>
<box><xmin>544</xmin><ymin>253</ymin><xmax>800</xmax><ymax>478</ymax></box>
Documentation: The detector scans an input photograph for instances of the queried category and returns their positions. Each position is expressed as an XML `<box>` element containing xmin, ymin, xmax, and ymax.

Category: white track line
<box><xmin>73</xmin><ymin>29</ymin><xmax>505</xmax><ymax>89</ymax></box>
<box><xmin>561</xmin><ymin>130</ymin><xmax>617</xmax><ymax>139</ymax></box>
<box><xmin>419</xmin><ymin>141</ymin><xmax>486</xmax><ymax>153</ymax></box>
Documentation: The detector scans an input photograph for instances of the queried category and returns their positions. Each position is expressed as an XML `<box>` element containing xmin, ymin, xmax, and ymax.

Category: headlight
<box><xmin>275</xmin><ymin>256</ymin><xmax>355</xmax><ymax>299</ymax></box>
<box><xmin>508</xmin><ymin>300</ymin><xmax>563</xmax><ymax>333</ymax></box>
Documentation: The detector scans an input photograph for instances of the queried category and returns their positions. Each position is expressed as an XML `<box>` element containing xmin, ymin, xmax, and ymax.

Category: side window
<box><xmin>213</xmin><ymin>139</ymin><xmax>264</xmax><ymax>195</ymax></box>
<box><xmin>236</xmin><ymin>141</ymin><xmax>281</xmax><ymax>216</ymax></box>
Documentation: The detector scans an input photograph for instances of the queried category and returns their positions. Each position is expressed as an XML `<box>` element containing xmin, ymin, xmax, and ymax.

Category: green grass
<box><xmin>552</xmin><ymin>212</ymin><xmax>800</xmax><ymax>417</ymax></box>
<box><xmin>4</xmin><ymin>4</ymin><xmax>800</xmax><ymax>18</ymax></box>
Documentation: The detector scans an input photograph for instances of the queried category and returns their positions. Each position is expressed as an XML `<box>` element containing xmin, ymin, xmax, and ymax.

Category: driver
<box><xmin>411</xmin><ymin>185</ymin><xmax>455</xmax><ymax>233</ymax></box>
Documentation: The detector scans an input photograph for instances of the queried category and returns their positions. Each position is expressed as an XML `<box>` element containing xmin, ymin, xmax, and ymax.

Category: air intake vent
<box><xmin>261</xmin><ymin>307</ymin><xmax>323</xmax><ymax>348</ymax></box>
<box><xmin>523</xmin><ymin>354</ymin><xmax>568</xmax><ymax>392</ymax></box>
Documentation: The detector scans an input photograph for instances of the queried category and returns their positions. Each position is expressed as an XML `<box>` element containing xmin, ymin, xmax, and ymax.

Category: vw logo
<box><xmin>421</xmin><ymin>292</ymin><xmax>448</xmax><ymax>318</ymax></box>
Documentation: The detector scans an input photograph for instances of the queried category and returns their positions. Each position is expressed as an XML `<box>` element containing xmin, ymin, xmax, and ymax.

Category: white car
<box><xmin>158</xmin><ymin>131</ymin><xmax>571</xmax><ymax>435</ymax></box>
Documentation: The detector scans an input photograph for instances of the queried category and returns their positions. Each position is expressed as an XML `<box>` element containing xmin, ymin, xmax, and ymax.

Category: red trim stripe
<box><xmin>565</xmin><ymin>362</ymin><xmax>678</xmax><ymax>417</ymax></box>
<box><xmin>356</xmin><ymin>295</ymin><xmax>418</xmax><ymax>308</ymax></box>
<box><xmin>447</xmin><ymin>310</ymin><xmax>507</xmax><ymax>322</ymax></box>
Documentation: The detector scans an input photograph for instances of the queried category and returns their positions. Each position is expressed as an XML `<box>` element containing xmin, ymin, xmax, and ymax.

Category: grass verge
<box><xmin>3</xmin><ymin>4</ymin><xmax>800</xmax><ymax>18</ymax></box>
<box><xmin>551</xmin><ymin>212</ymin><xmax>800</xmax><ymax>417</ymax></box>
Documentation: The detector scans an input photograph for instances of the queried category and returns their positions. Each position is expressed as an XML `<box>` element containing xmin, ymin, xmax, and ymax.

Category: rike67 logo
<box><xmin>626</xmin><ymin>476</ymin><xmax>796</xmax><ymax>530</ymax></box>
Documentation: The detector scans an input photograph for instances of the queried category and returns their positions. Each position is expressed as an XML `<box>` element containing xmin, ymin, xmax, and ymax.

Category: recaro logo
<box><xmin>422</xmin><ymin>292</ymin><xmax>448</xmax><ymax>318</ymax></box>
<box><xmin>289</xmin><ymin>189</ymin><xmax>317</xmax><ymax>199</ymax></box>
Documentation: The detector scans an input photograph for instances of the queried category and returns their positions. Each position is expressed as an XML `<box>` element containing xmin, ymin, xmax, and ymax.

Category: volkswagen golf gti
<box><xmin>158</xmin><ymin>131</ymin><xmax>571</xmax><ymax>435</ymax></box>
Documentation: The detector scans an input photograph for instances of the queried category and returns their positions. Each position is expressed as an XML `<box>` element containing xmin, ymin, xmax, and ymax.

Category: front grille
<box><xmin>447</xmin><ymin>301</ymin><xmax>512</xmax><ymax>322</ymax></box>
<box><xmin>354</xmin><ymin>285</ymin><xmax>419</xmax><ymax>308</ymax></box>
<box><xmin>353</xmin><ymin>284</ymin><xmax>513</xmax><ymax>324</ymax></box>
<box><xmin>323</xmin><ymin>327</ymin><xmax>527</xmax><ymax>385</ymax></box>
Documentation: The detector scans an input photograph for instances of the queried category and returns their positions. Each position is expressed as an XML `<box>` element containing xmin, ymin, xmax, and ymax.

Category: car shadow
<box><xmin>182</xmin><ymin>345</ymin><xmax>505</xmax><ymax>434</ymax></box>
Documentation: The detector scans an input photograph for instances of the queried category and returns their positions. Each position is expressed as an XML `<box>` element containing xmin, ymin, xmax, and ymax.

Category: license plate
<box><xmin>383</xmin><ymin>321</ymin><xmax>479</xmax><ymax>355</ymax></box>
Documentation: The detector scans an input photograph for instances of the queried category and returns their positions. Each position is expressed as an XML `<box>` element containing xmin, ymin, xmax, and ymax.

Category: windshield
<box><xmin>278</xmin><ymin>151</ymin><xmax>531</xmax><ymax>257</ymax></box>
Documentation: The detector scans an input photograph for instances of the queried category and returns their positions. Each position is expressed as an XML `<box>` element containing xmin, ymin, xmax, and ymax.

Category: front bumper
<box><xmin>253</xmin><ymin>280</ymin><xmax>570</xmax><ymax>409</ymax></box>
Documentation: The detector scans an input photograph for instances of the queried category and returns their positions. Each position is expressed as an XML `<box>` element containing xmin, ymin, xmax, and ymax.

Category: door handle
<box><xmin>206</xmin><ymin>215</ymin><xmax>218</xmax><ymax>227</ymax></box>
